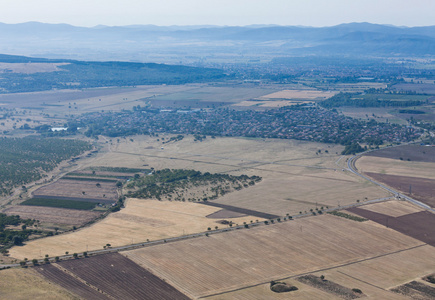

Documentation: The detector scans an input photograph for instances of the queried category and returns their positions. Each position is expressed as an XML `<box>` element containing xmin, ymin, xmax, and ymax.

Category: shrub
<box><xmin>352</xmin><ymin>288</ymin><xmax>362</xmax><ymax>294</ymax></box>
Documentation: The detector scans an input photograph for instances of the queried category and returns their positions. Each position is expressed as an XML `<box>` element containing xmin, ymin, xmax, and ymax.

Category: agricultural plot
<box><xmin>208</xmin><ymin>244</ymin><xmax>435</xmax><ymax>300</ymax></box>
<box><xmin>365</xmin><ymin>172</ymin><xmax>435</xmax><ymax>208</ymax></box>
<box><xmin>347</xmin><ymin>207</ymin><xmax>435</xmax><ymax>247</ymax></box>
<box><xmin>101</xmin><ymin>135</ymin><xmax>389</xmax><ymax>216</ymax></box>
<box><xmin>8</xmin><ymin>199</ymin><xmax>261</xmax><ymax>259</ymax></box>
<box><xmin>32</xmin><ymin>178</ymin><xmax>118</xmax><ymax>204</ymax></box>
<box><xmin>123</xmin><ymin>214</ymin><xmax>422</xmax><ymax>299</ymax></box>
<box><xmin>38</xmin><ymin>253</ymin><xmax>190</xmax><ymax>300</ymax></box>
<box><xmin>364</xmin><ymin>144</ymin><xmax>435</xmax><ymax>163</ymax></box>
<box><xmin>0</xmin><ymin>267</ymin><xmax>77</xmax><ymax>300</ymax></box>
<box><xmin>2</xmin><ymin>205</ymin><xmax>102</xmax><ymax>226</ymax></box>
<box><xmin>258</xmin><ymin>89</ymin><xmax>337</xmax><ymax>100</ymax></box>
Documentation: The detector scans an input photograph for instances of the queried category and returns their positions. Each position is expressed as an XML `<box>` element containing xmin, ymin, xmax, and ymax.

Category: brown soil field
<box><xmin>123</xmin><ymin>214</ymin><xmax>422</xmax><ymax>299</ymax></box>
<box><xmin>365</xmin><ymin>172</ymin><xmax>435</xmax><ymax>208</ymax></box>
<box><xmin>392</xmin><ymin>280</ymin><xmax>435</xmax><ymax>299</ymax></box>
<box><xmin>2</xmin><ymin>205</ymin><xmax>102</xmax><ymax>226</ymax></box>
<box><xmin>0</xmin><ymin>267</ymin><xmax>78</xmax><ymax>300</ymax></box>
<box><xmin>99</xmin><ymin>135</ymin><xmax>389</xmax><ymax>216</ymax></box>
<box><xmin>0</xmin><ymin>62</ymin><xmax>69</xmax><ymax>74</ymax></box>
<box><xmin>258</xmin><ymin>89</ymin><xmax>337</xmax><ymax>100</ymax></box>
<box><xmin>347</xmin><ymin>207</ymin><xmax>435</xmax><ymax>246</ymax></box>
<box><xmin>356</xmin><ymin>156</ymin><xmax>435</xmax><ymax>181</ymax></box>
<box><xmin>365</xmin><ymin>145</ymin><xmax>435</xmax><ymax>163</ymax></box>
<box><xmin>8</xmin><ymin>199</ymin><xmax>261</xmax><ymax>259</ymax></box>
<box><xmin>37</xmin><ymin>253</ymin><xmax>190</xmax><ymax>300</ymax></box>
<box><xmin>32</xmin><ymin>178</ymin><xmax>118</xmax><ymax>202</ymax></box>
<box><xmin>359</xmin><ymin>200</ymin><xmax>423</xmax><ymax>217</ymax></box>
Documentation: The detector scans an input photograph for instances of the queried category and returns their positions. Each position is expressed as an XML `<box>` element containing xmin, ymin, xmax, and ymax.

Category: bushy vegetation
<box><xmin>327</xmin><ymin>211</ymin><xmax>368</xmax><ymax>222</ymax></box>
<box><xmin>127</xmin><ymin>168</ymin><xmax>261</xmax><ymax>201</ymax></box>
<box><xmin>320</xmin><ymin>92</ymin><xmax>428</xmax><ymax>108</ymax></box>
<box><xmin>21</xmin><ymin>198</ymin><xmax>97</xmax><ymax>210</ymax></box>
<box><xmin>341</xmin><ymin>142</ymin><xmax>366</xmax><ymax>155</ymax></box>
<box><xmin>0</xmin><ymin>213</ymin><xmax>36</xmax><ymax>251</ymax></box>
<box><xmin>0</xmin><ymin>137</ymin><xmax>91</xmax><ymax>195</ymax></box>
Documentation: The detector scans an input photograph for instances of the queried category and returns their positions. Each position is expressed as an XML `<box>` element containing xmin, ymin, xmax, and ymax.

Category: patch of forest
<box><xmin>0</xmin><ymin>213</ymin><xmax>37</xmax><ymax>253</ymax></box>
<box><xmin>0</xmin><ymin>137</ymin><xmax>91</xmax><ymax>195</ymax></box>
<box><xmin>320</xmin><ymin>92</ymin><xmax>429</xmax><ymax>108</ymax></box>
<box><xmin>126</xmin><ymin>168</ymin><xmax>261</xmax><ymax>201</ymax></box>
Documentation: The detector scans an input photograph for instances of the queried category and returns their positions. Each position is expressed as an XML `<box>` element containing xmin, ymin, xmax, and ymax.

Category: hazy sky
<box><xmin>2</xmin><ymin>0</ymin><xmax>435</xmax><ymax>27</ymax></box>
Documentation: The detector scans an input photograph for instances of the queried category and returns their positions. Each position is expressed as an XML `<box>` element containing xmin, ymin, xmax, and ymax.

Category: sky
<box><xmin>1</xmin><ymin>0</ymin><xmax>435</xmax><ymax>27</ymax></box>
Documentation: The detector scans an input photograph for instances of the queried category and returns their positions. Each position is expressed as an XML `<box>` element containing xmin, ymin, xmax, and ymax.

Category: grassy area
<box><xmin>20</xmin><ymin>198</ymin><xmax>96</xmax><ymax>210</ymax></box>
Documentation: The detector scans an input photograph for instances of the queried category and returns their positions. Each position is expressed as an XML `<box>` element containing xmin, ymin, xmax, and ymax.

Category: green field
<box><xmin>20</xmin><ymin>198</ymin><xmax>97</xmax><ymax>210</ymax></box>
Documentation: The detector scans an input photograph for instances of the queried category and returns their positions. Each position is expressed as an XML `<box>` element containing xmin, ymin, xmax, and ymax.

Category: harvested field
<box><xmin>206</xmin><ymin>209</ymin><xmax>247</xmax><ymax>219</ymax></box>
<box><xmin>0</xmin><ymin>62</ymin><xmax>69</xmax><ymax>74</ymax></box>
<box><xmin>359</xmin><ymin>200</ymin><xmax>423</xmax><ymax>217</ymax></box>
<box><xmin>123</xmin><ymin>214</ymin><xmax>422</xmax><ymax>299</ymax></box>
<box><xmin>356</xmin><ymin>156</ymin><xmax>435</xmax><ymax>181</ymax></box>
<box><xmin>364</xmin><ymin>145</ymin><xmax>435</xmax><ymax>163</ymax></box>
<box><xmin>8</xmin><ymin>199</ymin><xmax>261</xmax><ymax>259</ymax></box>
<box><xmin>2</xmin><ymin>205</ymin><xmax>102</xmax><ymax>226</ymax></box>
<box><xmin>37</xmin><ymin>253</ymin><xmax>190</xmax><ymax>300</ymax></box>
<box><xmin>347</xmin><ymin>207</ymin><xmax>435</xmax><ymax>247</ymax></box>
<box><xmin>258</xmin><ymin>89</ymin><xmax>337</xmax><ymax>100</ymax></box>
<box><xmin>392</xmin><ymin>281</ymin><xmax>435</xmax><ymax>299</ymax></box>
<box><xmin>0</xmin><ymin>267</ymin><xmax>78</xmax><ymax>300</ymax></box>
<box><xmin>206</xmin><ymin>280</ymin><xmax>334</xmax><ymax>300</ymax></box>
<box><xmin>201</xmin><ymin>202</ymin><xmax>279</xmax><ymax>219</ymax></box>
<box><xmin>32</xmin><ymin>178</ymin><xmax>118</xmax><ymax>202</ymax></box>
<box><xmin>365</xmin><ymin>172</ymin><xmax>435</xmax><ymax>208</ymax></box>
<box><xmin>101</xmin><ymin>135</ymin><xmax>389</xmax><ymax>217</ymax></box>
<box><xmin>296</xmin><ymin>275</ymin><xmax>363</xmax><ymax>299</ymax></box>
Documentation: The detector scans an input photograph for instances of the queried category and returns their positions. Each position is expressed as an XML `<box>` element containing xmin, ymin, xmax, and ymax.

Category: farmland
<box><xmin>0</xmin><ymin>136</ymin><xmax>91</xmax><ymax>195</ymax></box>
<box><xmin>2</xmin><ymin>205</ymin><xmax>102</xmax><ymax>226</ymax></box>
<box><xmin>31</xmin><ymin>178</ymin><xmax>119</xmax><ymax>204</ymax></box>
<box><xmin>123</xmin><ymin>213</ymin><xmax>425</xmax><ymax>299</ymax></box>
<box><xmin>8</xmin><ymin>199</ymin><xmax>262</xmax><ymax>259</ymax></box>
<box><xmin>0</xmin><ymin>267</ymin><xmax>77</xmax><ymax>300</ymax></box>
<box><xmin>35</xmin><ymin>253</ymin><xmax>190</xmax><ymax>300</ymax></box>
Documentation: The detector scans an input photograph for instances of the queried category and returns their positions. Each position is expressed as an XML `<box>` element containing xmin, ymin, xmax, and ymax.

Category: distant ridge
<box><xmin>0</xmin><ymin>22</ymin><xmax>434</xmax><ymax>61</ymax></box>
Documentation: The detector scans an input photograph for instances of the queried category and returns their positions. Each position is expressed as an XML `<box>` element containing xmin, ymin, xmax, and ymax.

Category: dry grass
<box><xmin>359</xmin><ymin>200</ymin><xmax>423</xmax><ymax>217</ymax></box>
<box><xmin>205</xmin><ymin>280</ymin><xmax>334</xmax><ymax>300</ymax></box>
<box><xmin>0</xmin><ymin>268</ymin><xmax>79</xmax><ymax>300</ymax></box>
<box><xmin>356</xmin><ymin>156</ymin><xmax>435</xmax><ymax>180</ymax></box>
<box><xmin>97</xmin><ymin>135</ymin><xmax>390</xmax><ymax>216</ymax></box>
<box><xmin>8</xmin><ymin>199</ymin><xmax>262</xmax><ymax>260</ymax></box>
<box><xmin>258</xmin><ymin>90</ymin><xmax>337</xmax><ymax>100</ymax></box>
<box><xmin>123</xmin><ymin>214</ymin><xmax>421</xmax><ymax>299</ymax></box>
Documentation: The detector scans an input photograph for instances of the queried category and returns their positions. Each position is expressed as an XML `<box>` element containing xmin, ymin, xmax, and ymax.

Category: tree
<box><xmin>32</xmin><ymin>259</ymin><xmax>38</xmax><ymax>266</ymax></box>
<box><xmin>73</xmin><ymin>253</ymin><xmax>78</xmax><ymax>259</ymax></box>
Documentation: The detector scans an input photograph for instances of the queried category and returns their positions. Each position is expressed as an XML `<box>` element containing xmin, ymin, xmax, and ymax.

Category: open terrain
<box><xmin>0</xmin><ymin>267</ymin><xmax>78</xmax><ymax>300</ymax></box>
<box><xmin>35</xmin><ymin>253</ymin><xmax>190</xmax><ymax>300</ymax></box>
<box><xmin>2</xmin><ymin>205</ymin><xmax>102</xmax><ymax>227</ymax></box>
<box><xmin>123</xmin><ymin>213</ymin><xmax>425</xmax><ymax>299</ymax></box>
<box><xmin>8</xmin><ymin>199</ymin><xmax>261</xmax><ymax>259</ymax></box>
<box><xmin>96</xmin><ymin>135</ymin><xmax>390</xmax><ymax>216</ymax></box>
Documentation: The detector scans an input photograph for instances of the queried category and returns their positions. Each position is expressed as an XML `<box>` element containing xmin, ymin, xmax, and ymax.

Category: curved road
<box><xmin>347</xmin><ymin>152</ymin><xmax>435</xmax><ymax>213</ymax></box>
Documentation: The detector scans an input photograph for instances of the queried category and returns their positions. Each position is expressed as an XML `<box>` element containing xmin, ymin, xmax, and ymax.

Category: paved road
<box><xmin>347</xmin><ymin>151</ymin><xmax>435</xmax><ymax>213</ymax></box>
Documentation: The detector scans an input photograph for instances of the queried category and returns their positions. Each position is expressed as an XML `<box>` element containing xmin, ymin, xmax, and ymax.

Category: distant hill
<box><xmin>0</xmin><ymin>54</ymin><xmax>227</xmax><ymax>93</ymax></box>
<box><xmin>0</xmin><ymin>22</ymin><xmax>434</xmax><ymax>62</ymax></box>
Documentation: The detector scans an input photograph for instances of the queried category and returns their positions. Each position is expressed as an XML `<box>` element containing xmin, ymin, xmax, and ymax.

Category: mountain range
<box><xmin>0</xmin><ymin>22</ymin><xmax>434</xmax><ymax>63</ymax></box>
